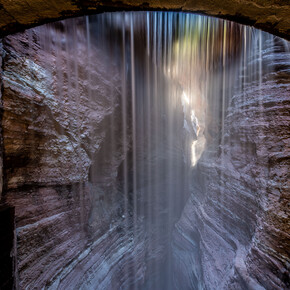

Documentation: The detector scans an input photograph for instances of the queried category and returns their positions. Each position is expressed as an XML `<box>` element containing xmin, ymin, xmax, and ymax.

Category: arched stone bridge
<box><xmin>0</xmin><ymin>0</ymin><xmax>289</xmax><ymax>39</ymax></box>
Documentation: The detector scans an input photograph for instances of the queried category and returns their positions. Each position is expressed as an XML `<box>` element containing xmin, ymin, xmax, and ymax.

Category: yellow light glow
<box><xmin>191</xmin><ymin>110</ymin><xmax>200</xmax><ymax>136</ymax></box>
<box><xmin>191</xmin><ymin>140</ymin><xmax>198</xmax><ymax>166</ymax></box>
<box><xmin>182</xmin><ymin>91</ymin><xmax>190</xmax><ymax>104</ymax></box>
<box><xmin>191</xmin><ymin>136</ymin><xmax>206</xmax><ymax>167</ymax></box>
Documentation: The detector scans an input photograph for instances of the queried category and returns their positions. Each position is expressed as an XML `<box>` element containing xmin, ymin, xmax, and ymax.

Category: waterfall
<box><xmin>2</xmin><ymin>10</ymin><xmax>289</xmax><ymax>290</ymax></box>
<box><xmin>77</xmin><ymin>12</ymin><xmax>285</xmax><ymax>289</ymax></box>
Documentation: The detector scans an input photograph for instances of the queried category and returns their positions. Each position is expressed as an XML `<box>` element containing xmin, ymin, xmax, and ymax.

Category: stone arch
<box><xmin>0</xmin><ymin>0</ymin><xmax>289</xmax><ymax>39</ymax></box>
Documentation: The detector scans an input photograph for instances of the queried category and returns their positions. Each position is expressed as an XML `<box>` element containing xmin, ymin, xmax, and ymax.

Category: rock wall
<box><xmin>0</xmin><ymin>0</ymin><xmax>289</xmax><ymax>40</ymax></box>
<box><xmin>0</xmin><ymin>12</ymin><xmax>289</xmax><ymax>290</ymax></box>
<box><xmin>1</xmin><ymin>18</ymin><xmax>145</xmax><ymax>289</ymax></box>
<box><xmin>172</xmin><ymin>36</ymin><xmax>290</xmax><ymax>289</ymax></box>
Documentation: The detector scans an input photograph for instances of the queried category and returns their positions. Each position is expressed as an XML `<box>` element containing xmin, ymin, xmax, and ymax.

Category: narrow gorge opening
<box><xmin>0</xmin><ymin>11</ymin><xmax>289</xmax><ymax>290</ymax></box>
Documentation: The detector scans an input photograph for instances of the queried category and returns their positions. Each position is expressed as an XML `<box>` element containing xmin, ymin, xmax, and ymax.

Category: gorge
<box><xmin>0</xmin><ymin>5</ymin><xmax>289</xmax><ymax>290</ymax></box>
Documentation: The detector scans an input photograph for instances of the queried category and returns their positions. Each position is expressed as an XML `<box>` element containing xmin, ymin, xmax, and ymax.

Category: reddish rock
<box><xmin>1</xmin><ymin>18</ymin><xmax>145</xmax><ymax>289</ymax></box>
<box><xmin>172</xmin><ymin>36</ymin><xmax>290</xmax><ymax>289</ymax></box>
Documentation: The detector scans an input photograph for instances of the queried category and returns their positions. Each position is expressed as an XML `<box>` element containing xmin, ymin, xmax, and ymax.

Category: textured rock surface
<box><xmin>2</xmin><ymin>24</ymin><xmax>119</xmax><ymax>189</ymax></box>
<box><xmin>1</xmin><ymin>19</ymin><xmax>146</xmax><ymax>289</ymax></box>
<box><xmin>172</xmin><ymin>36</ymin><xmax>290</xmax><ymax>289</ymax></box>
<box><xmin>0</xmin><ymin>12</ymin><xmax>289</xmax><ymax>290</ymax></box>
<box><xmin>0</xmin><ymin>0</ymin><xmax>289</xmax><ymax>40</ymax></box>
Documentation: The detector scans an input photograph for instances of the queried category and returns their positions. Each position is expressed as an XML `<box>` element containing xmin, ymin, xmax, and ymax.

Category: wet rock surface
<box><xmin>0</xmin><ymin>12</ymin><xmax>289</xmax><ymax>290</ymax></box>
<box><xmin>1</xmin><ymin>19</ymin><xmax>146</xmax><ymax>289</ymax></box>
<box><xmin>172</xmin><ymin>37</ymin><xmax>290</xmax><ymax>289</ymax></box>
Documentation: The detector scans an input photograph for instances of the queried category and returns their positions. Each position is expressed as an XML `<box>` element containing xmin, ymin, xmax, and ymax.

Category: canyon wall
<box><xmin>1</xmin><ymin>19</ymin><xmax>145</xmax><ymax>289</ymax></box>
<box><xmin>172</xmin><ymin>36</ymin><xmax>290</xmax><ymax>289</ymax></box>
<box><xmin>0</xmin><ymin>12</ymin><xmax>289</xmax><ymax>290</ymax></box>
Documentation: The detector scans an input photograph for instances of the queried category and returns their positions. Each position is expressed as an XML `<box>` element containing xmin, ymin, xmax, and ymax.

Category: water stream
<box><xmin>80</xmin><ymin>12</ymin><xmax>277</xmax><ymax>289</ymax></box>
<box><xmin>3</xmin><ymin>11</ymin><xmax>289</xmax><ymax>290</ymax></box>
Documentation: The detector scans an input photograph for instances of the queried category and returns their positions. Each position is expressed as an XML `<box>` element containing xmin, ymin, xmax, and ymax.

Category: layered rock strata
<box><xmin>172</xmin><ymin>36</ymin><xmax>290</xmax><ymax>289</ymax></box>
<box><xmin>0</xmin><ymin>12</ymin><xmax>289</xmax><ymax>290</ymax></box>
<box><xmin>1</xmin><ymin>18</ymin><xmax>145</xmax><ymax>289</ymax></box>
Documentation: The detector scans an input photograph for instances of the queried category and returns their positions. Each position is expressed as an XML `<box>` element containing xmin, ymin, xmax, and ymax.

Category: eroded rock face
<box><xmin>172</xmin><ymin>36</ymin><xmax>290</xmax><ymax>289</ymax></box>
<box><xmin>1</xmin><ymin>18</ymin><xmax>146</xmax><ymax>289</ymax></box>
<box><xmin>0</xmin><ymin>0</ymin><xmax>289</xmax><ymax>40</ymax></box>
<box><xmin>1</xmin><ymin>12</ymin><xmax>289</xmax><ymax>290</ymax></box>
